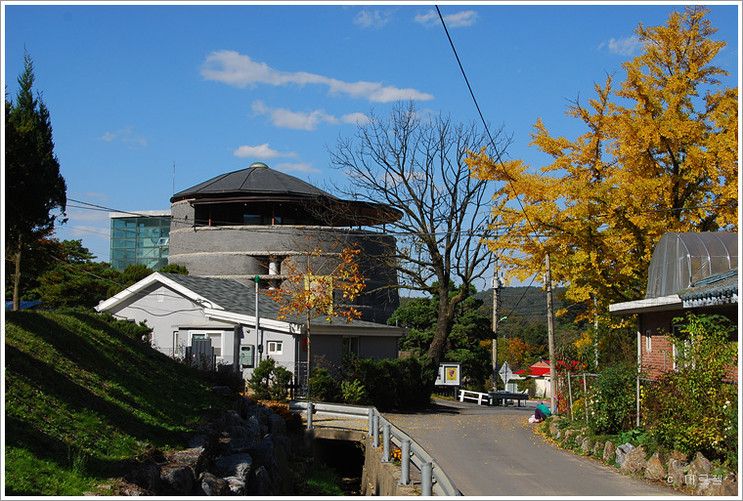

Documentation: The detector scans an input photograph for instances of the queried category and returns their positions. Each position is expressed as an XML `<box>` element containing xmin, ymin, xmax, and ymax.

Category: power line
<box><xmin>66</xmin><ymin>196</ymin><xmax>726</xmax><ymax>242</ymax></box>
<box><xmin>435</xmin><ymin>5</ymin><xmax>540</xmax><ymax>238</ymax></box>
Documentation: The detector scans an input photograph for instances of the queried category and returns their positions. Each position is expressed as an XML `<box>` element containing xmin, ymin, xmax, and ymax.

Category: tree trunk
<box><xmin>426</xmin><ymin>284</ymin><xmax>457</xmax><ymax>368</ymax></box>
<box><xmin>12</xmin><ymin>236</ymin><xmax>22</xmax><ymax>311</ymax></box>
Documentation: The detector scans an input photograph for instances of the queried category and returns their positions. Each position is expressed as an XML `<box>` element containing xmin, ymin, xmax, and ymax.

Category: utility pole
<box><xmin>545</xmin><ymin>253</ymin><xmax>558</xmax><ymax>413</ymax></box>
<box><xmin>253</xmin><ymin>275</ymin><xmax>262</xmax><ymax>363</ymax></box>
<box><xmin>491</xmin><ymin>259</ymin><xmax>501</xmax><ymax>390</ymax></box>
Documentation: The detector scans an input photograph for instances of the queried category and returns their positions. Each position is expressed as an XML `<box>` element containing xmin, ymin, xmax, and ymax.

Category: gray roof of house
<box><xmin>171</xmin><ymin>163</ymin><xmax>332</xmax><ymax>202</ymax></box>
<box><xmin>159</xmin><ymin>273</ymin><xmax>398</xmax><ymax>330</ymax></box>
<box><xmin>678</xmin><ymin>268</ymin><xmax>738</xmax><ymax>307</ymax></box>
<box><xmin>160</xmin><ymin>273</ymin><xmax>281</xmax><ymax>318</ymax></box>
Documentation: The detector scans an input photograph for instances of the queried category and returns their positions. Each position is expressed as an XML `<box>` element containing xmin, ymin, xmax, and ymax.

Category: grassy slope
<box><xmin>4</xmin><ymin>310</ymin><xmax>228</xmax><ymax>495</ymax></box>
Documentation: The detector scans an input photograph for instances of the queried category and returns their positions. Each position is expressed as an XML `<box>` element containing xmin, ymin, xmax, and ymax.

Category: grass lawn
<box><xmin>4</xmin><ymin>309</ymin><xmax>231</xmax><ymax>495</ymax></box>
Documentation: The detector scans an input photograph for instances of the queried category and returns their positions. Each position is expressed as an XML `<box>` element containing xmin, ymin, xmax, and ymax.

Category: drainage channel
<box><xmin>313</xmin><ymin>438</ymin><xmax>364</xmax><ymax>495</ymax></box>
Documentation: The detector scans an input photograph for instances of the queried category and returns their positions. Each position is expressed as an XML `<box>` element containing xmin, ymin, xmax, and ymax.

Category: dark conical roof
<box><xmin>171</xmin><ymin>163</ymin><xmax>333</xmax><ymax>202</ymax></box>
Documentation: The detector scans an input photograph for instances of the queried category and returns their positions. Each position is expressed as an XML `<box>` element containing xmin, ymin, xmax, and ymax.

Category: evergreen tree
<box><xmin>6</xmin><ymin>52</ymin><xmax>67</xmax><ymax>310</ymax></box>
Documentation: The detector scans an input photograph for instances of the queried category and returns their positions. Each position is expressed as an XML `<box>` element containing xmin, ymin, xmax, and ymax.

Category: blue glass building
<box><xmin>109</xmin><ymin>211</ymin><xmax>171</xmax><ymax>270</ymax></box>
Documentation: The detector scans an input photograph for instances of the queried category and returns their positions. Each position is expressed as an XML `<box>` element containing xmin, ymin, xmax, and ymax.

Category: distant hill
<box><xmin>476</xmin><ymin>286</ymin><xmax>569</xmax><ymax>319</ymax></box>
<box><xmin>4</xmin><ymin>310</ymin><xmax>230</xmax><ymax>495</ymax></box>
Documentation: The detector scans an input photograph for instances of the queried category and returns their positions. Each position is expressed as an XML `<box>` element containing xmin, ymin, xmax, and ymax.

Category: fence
<box><xmin>290</xmin><ymin>401</ymin><xmax>461</xmax><ymax>496</ymax></box>
<box><xmin>553</xmin><ymin>371</ymin><xmax>658</xmax><ymax>428</ymax></box>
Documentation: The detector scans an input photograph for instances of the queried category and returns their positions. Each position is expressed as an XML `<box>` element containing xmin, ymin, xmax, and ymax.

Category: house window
<box><xmin>645</xmin><ymin>334</ymin><xmax>652</xmax><ymax>352</ymax></box>
<box><xmin>267</xmin><ymin>341</ymin><xmax>283</xmax><ymax>356</ymax></box>
<box><xmin>190</xmin><ymin>332</ymin><xmax>222</xmax><ymax>357</ymax></box>
<box><xmin>343</xmin><ymin>336</ymin><xmax>359</xmax><ymax>357</ymax></box>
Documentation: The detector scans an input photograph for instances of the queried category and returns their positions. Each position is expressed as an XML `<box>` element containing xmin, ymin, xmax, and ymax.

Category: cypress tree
<box><xmin>5</xmin><ymin>52</ymin><xmax>67</xmax><ymax>310</ymax></box>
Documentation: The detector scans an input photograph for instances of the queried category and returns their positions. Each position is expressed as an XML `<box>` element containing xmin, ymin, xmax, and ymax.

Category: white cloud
<box><xmin>601</xmin><ymin>35</ymin><xmax>644</xmax><ymax>56</ymax></box>
<box><xmin>354</xmin><ymin>9</ymin><xmax>392</xmax><ymax>29</ymax></box>
<box><xmin>100</xmin><ymin>126</ymin><xmax>147</xmax><ymax>148</ymax></box>
<box><xmin>415</xmin><ymin>9</ymin><xmax>477</xmax><ymax>28</ymax></box>
<box><xmin>83</xmin><ymin>191</ymin><xmax>109</xmax><ymax>201</ymax></box>
<box><xmin>233</xmin><ymin>143</ymin><xmax>296</xmax><ymax>159</ymax></box>
<box><xmin>202</xmin><ymin>50</ymin><xmax>433</xmax><ymax>102</ymax></box>
<box><xmin>252</xmin><ymin>101</ymin><xmax>368</xmax><ymax>131</ymax></box>
<box><xmin>340</xmin><ymin>112</ymin><xmax>371</xmax><ymax>125</ymax></box>
<box><xmin>69</xmin><ymin>224</ymin><xmax>110</xmax><ymax>240</ymax></box>
<box><xmin>66</xmin><ymin>208</ymin><xmax>110</xmax><ymax>223</ymax></box>
<box><xmin>273</xmin><ymin>162</ymin><xmax>320</xmax><ymax>174</ymax></box>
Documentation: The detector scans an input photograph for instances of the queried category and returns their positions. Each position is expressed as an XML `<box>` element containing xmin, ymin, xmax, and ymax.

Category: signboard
<box><xmin>435</xmin><ymin>362</ymin><xmax>461</xmax><ymax>386</ymax></box>
<box><xmin>499</xmin><ymin>361</ymin><xmax>513</xmax><ymax>385</ymax></box>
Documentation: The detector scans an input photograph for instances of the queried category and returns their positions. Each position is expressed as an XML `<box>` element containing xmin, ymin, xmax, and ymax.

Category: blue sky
<box><xmin>3</xmin><ymin>2</ymin><xmax>739</xmax><ymax>274</ymax></box>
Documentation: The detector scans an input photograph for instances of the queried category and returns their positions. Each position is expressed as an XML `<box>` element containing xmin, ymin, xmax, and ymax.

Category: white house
<box><xmin>95</xmin><ymin>272</ymin><xmax>404</xmax><ymax>383</ymax></box>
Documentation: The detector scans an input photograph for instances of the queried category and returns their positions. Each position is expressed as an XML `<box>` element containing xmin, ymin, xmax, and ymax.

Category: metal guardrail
<box><xmin>290</xmin><ymin>401</ymin><xmax>461</xmax><ymax>496</ymax></box>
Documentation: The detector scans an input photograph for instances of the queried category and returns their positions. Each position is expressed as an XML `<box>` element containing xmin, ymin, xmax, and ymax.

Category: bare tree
<box><xmin>331</xmin><ymin>103</ymin><xmax>507</xmax><ymax>369</ymax></box>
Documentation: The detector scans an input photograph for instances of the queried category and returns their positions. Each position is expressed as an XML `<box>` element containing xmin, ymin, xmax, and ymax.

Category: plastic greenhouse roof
<box><xmin>645</xmin><ymin>232</ymin><xmax>738</xmax><ymax>299</ymax></box>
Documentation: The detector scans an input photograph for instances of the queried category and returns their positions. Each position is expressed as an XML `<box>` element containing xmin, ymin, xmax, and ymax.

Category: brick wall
<box><xmin>639</xmin><ymin>308</ymin><xmax>738</xmax><ymax>382</ymax></box>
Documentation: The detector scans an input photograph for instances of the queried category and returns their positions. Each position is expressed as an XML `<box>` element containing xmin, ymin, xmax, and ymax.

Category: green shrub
<box><xmin>345</xmin><ymin>356</ymin><xmax>434</xmax><ymax>411</ymax></box>
<box><xmin>642</xmin><ymin>314</ymin><xmax>737</xmax><ymax>467</ymax></box>
<box><xmin>587</xmin><ymin>363</ymin><xmax>636</xmax><ymax>434</ymax></box>
<box><xmin>308</xmin><ymin>368</ymin><xmax>340</xmax><ymax>402</ymax></box>
<box><xmin>248</xmin><ymin>358</ymin><xmax>292</xmax><ymax>401</ymax></box>
<box><xmin>340</xmin><ymin>379</ymin><xmax>367</xmax><ymax>405</ymax></box>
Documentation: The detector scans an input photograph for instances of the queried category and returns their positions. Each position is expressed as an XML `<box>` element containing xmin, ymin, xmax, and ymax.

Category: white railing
<box><xmin>458</xmin><ymin>389</ymin><xmax>492</xmax><ymax>405</ymax></box>
<box><xmin>290</xmin><ymin>401</ymin><xmax>461</xmax><ymax>496</ymax></box>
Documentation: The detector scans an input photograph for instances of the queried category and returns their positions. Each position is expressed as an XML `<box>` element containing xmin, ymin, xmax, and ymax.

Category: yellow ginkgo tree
<box><xmin>468</xmin><ymin>7</ymin><xmax>737</xmax><ymax>367</ymax></box>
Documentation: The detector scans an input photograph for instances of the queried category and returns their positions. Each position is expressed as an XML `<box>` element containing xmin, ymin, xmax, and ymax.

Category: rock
<box><xmin>249</xmin><ymin>435</ymin><xmax>279</xmax><ymax>485</ymax></box>
<box><xmin>127</xmin><ymin>460</ymin><xmax>161</xmax><ymax>491</ymax></box>
<box><xmin>269</xmin><ymin>434</ymin><xmax>292</xmax><ymax>494</ymax></box>
<box><xmin>615</xmin><ymin>443</ymin><xmax>634</xmax><ymax>468</ymax></box>
<box><xmin>118</xmin><ymin>481</ymin><xmax>152</xmax><ymax>496</ymax></box>
<box><xmin>199</xmin><ymin>472</ymin><xmax>228</xmax><ymax>496</ymax></box>
<box><xmin>580</xmin><ymin>437</ymin><xmax>593</xmax><ymax>454</ymax></box>
<box><xmin>248</xmin><ymin>465</ymin><xmax>273</xmax><ymax>496</ymax></box>
<box><xmin>644</xmin><ymin>452</ymin><xmax>666</xmax><ymax>481</ymax></box>
<box><xmin>602</xmin><ymin>441</ymin><xmax>616</xmax><ymax>464</ymax></box>
<box><xmin>722</xmin><ymin>472</ymin><xmax>738</xmax><ymax>496</ymax></box>
<box><xmin>214</xmin><ymin>453</ymin><xmax>253</xmax><ymax>483</ymax></box>
<box><xmin>168</xmin><ymin>447</ymin><xmax>208</xmax><ymax>477</ymax></box>
<box><xmin>223</xmin><ymin>476</ymin><xmax>247</xmax><ymax>495</ymax></box>
<box><xmin>573</xmin><ymin>434</ymin><xmax>584</xmax><ymax>446</ymax></box>
<box><xmin>222</xmin><ymin>409</ymin><xmax>244</xmax><ymax>427</ymax></box>
<box><xmin>228</xmin><ymin>419</ymin><xmax>261</xmax><ymax>452</ymax></box>
<box><xmin>620</xmin><ymin>445</ymin><xmax>646</xmax><ymax>474</ymax></box>
<box><xmin>268</xmin><ymin>413</ymin><xmax>287</xmax><ymax>435</ymax></box>
<box><xmin>592</xmin><ymin>441</ymin><xmax>603</xmax><ymax>457</ymax></box>
<box><xmin>188</xmin><ymin>434</ymin><xmax>210</xmax><ymax>449</ymax></box>
<box><xmin>667</xmin><ymin>458</ymin><xmax>688</xmax><ymax>488</ymax></box>
<box><xmin>696</xmin><ymin>475</ymin><xmax>725</xmax><ymax>496</ymax></box>
<box><xmin>160</xmin><ymin>465</ymin><xmax>194</xmax><ymax>495</ymax></box>
<box><xmin>561</xmin><ymin>429</ymin><xmax>575</xmax><ymax>444</ymax></box>
<box><xmin>669</xmin><ymin>450</ymin><xmax>687</xmax><ymax>462</ymax></box>
<box><xmin>548</xmin><ymin>420</ymin><xmax>559</xmax><ymax>437</ymax></box>
<box><xmin>688</xmin><ymin>452</ymin><xmax>712</xmax><ymax>478</ymax></box>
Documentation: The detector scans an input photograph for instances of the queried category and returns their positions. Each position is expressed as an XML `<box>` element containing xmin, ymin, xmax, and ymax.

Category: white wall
<box><xmin>109</xmin><ymin>283</ymin><xmax>235</xmax><ymax>359</ymax></box>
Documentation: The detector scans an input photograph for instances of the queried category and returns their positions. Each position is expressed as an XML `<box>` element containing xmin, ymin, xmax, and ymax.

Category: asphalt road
<box><xmin>384</xmin><ymin>399</ymin><xmax>676</xmax><ymax>496</ymax></box>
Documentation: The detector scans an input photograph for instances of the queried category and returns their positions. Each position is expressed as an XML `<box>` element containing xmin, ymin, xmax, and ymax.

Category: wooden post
<box><xmin>583</xmin><ymin>373</ymin><xmax>589</xmax><ymax>425</ymax></box>
<box><xmin>491</xmin><ymin>259</ymin><xmax>501</xmax><ymax>389</ymax></box>
<box><xmin>567</xmin><ymin>371</ymin><xmax>574</xmax><ymax>421</ymax></box>
<box><xmin>545</xmin><ymin>253</ymin><xmax>557</xmax><ymax>413</ymax></box>
<box><xmin>636</xmin><ymin>323</ymin><xmax>642</xmax><ymax>428</ymax></box>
